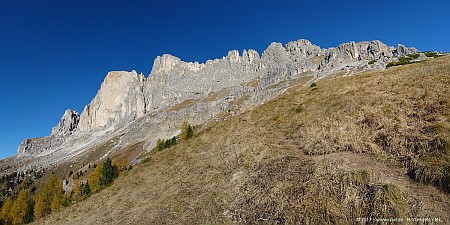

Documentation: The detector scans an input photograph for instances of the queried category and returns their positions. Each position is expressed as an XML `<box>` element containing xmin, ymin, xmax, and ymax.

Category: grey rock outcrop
<box><xmin>11</xmin><ymin>39</ymin><xmax>419</xmax><ymax>171</ymax></box>
<box><xmin>395</xmin><ymin>44</ymin><xmax>418</xmax><ymax>56</ymax></box>
<box><xmin>17</xmin><ymin>136</ymin><xmax>54</xmax><ymax>157</ymax></box>
<box><xmin>356</xmin><ymin>40</ymin><xmax>395</xmax><ymax>59</ymax></box>
<box><xmin>18</xmin><ymin>109</ymin><xmax>79</xmax><ymax>157</ymax></box>
<box><xmin>319</xmin><ymin>41</ymin><xmax>417</xmax><ymax>75</ymax></box>
<box><xmin>285</xmin><ymin>39</ymin><xmax>322</xmax><ymax>58</ymax></box>
<box><xmin>51</xmin><ymin>109</ymin><xmax>80</xmax><ymax>136</ymax></box>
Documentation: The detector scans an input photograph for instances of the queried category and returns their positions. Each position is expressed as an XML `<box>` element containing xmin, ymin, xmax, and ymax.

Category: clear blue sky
<box><xmin>1</xmin><ymin>0</ymin><xmax>449</xmax><ymax>159</ymax></box>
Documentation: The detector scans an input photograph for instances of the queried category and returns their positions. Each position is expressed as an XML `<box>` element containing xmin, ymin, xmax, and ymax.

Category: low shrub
<box><xmin>386</xmin><ymin>56</ymin><xmax>415</xmax><ymax>68</ymax></box>
<box><xmin>425</xmin><ymin>52</ymin><xmax>438</xmax><ymax>57</ymax></box>
<box><xmin>386</xmin><ymin>61</ymin><xmax>397</xmax><ymax>68</ymax></box>
<box><xmin>293</xmin><ymin>105</ymin><xmax>304</xmax><ymax>113</ymax></box>
<box><xmin>407</xmin><ymin>53</ymin><xmax>420</xmax><ymax>59</ymax></box>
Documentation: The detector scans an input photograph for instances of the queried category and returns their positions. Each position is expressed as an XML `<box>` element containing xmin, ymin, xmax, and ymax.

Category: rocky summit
<box><xmin>10</xmin><ymin>39</ymin><xmax>417</xmax><ymax>172</ymax></box>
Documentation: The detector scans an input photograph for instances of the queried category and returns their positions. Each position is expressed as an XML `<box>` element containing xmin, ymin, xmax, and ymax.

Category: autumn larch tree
<box><xmin>50</xmin><ymin>193</ymin><xmax>62</xmax><ymax>212</ymax></box>
<box><xmin>1</xmin><ymin>197</ymin><xmax>13</xmax><ymax>224</ymax></box>
<box><xmin>10</xmin><ymin>189</ymin><xmax>27</xmax><ymax>225</ymax></box>
<box><xmin>34</xmin><ymin>174</ymin><xmax>64</xmax><ymax>218</ymax></box>
<box><xmin>181</xmin><ymin>120</ymin><xmax>193</xmax><ymax>140</ymax></box>
<box><xmin>88</xmin><ymin>164</ymin><xmax>102</xmax><ymax>193</ymax></box>
<box><xmin>120</xmin><ymin>159</ymin><xmax>127</xmax><ymax>172</ymax></box>
<box><xmin>33</xmin><ymin>195</ymin><xmax>45</xmax><ymax>219</ymax></box>
<box><xmin>71</xmin><ymin>178</ymin><xmax>82</xmax><ymax>202</ymax></box>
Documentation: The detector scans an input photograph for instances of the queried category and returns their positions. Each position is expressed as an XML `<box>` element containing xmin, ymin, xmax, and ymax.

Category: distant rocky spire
<box><xmin>51</xmin><ymin>109</ymin><xmax>80</xmax><ymax>136</ymax></box>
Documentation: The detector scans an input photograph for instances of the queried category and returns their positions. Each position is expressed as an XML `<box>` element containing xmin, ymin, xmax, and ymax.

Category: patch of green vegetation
<box><xmin>398</xmin><ymin>56</ymin><xmax>412</xmax><ymax>63</ymax></box>
<box><xmin>292</xmin><ymin>105</ymin><xmax>304</xmax><ymax>113</ymax></box>
<box><xmin>386</xmin><ymin>61</ymin><xmax>397</xmax><ymax>68</ymax></box>
<box><xmin>424</xmin><ymin>52</ymin><xmax>438</xmax><ymax>58</ymax></box>
<box><xmin>368</xmin><ymin>59</ymin><xmax>376</xmax><ymax>65</ymax></box>
<box><xmin>310</xmin><ymin>82</ymin><xmax>317</xmax><ymax>88</ymax></box>
<box><xmin>156</xmin><ymin>137</ymin><xmax>177</xmax><ymax>152</ymax></box>
<box><xmin>386</xmin><ymin>56</ymin><xmax>415</xmax><ymax>68</ymax></box>
<box><xmin>407</xmin><ymin>53</ymin><xmax>420</xmax><ymax>59</ymax></box>
<box><xmin>142</xmin><ymin>157</ymin><xmax>151</xmax><ymax>163</ymax></box>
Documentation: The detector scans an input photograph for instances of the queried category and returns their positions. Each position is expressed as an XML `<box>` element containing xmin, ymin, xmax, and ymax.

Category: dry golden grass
<box><xmin>281</xmin><ymin>57</ymin><xmax>450</xmax><ymax>192</ymax></box>
<box><xmin>170</xmin><ymin>99</ymin><xmax>198</xmax><ymax>111</ymax></box>
<box><xmin>35</xmin><ymin>57</ymin><xmax>450</xmax><ymax>224</ymax></box>
<box><xmin>243</xmin><ymin>79</ymin><xmax>260</xmax><ymax>88</ymax></box>
<box><xmin>200</xmin><ymin>87</ymin><xmax>232</xmax><ymax>104</ymax></box>
<box><xmin>311</xmin><ymin>55</ymin><xmax>324</xmax><ymax>65</ymax></box>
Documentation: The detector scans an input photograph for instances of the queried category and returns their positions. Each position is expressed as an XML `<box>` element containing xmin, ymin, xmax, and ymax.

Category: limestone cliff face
<box><xmin>258</xmin><ymin>40</ymin><xmax>322</xmax><ymax>90</ymax></box>
<box><xmin>143</xmin><ymin>49</ymin><xmax>262</xmax><ymax>113</ymax></box>
<box><xmin>14</xmin><ymin>39</ymin><xmax>419</xmax><ymax>168</ymax></box>
<box><xmin>77</xmin><ymin>71</ymin><xmax>146</xmax><ymax>132</ymax></box>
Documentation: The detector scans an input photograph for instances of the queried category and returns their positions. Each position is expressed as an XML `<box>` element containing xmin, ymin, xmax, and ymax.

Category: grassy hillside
<box><xmin>36</xmin><ymin>56</ymin><xmax>450</xmax><ymax>224</ymax></box>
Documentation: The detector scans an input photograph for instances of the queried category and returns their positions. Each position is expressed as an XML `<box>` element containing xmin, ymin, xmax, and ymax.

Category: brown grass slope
<box><xmin>37</xmin><ymin>57</ymin><xmax>450</xmax><ymax>224</ymax></box>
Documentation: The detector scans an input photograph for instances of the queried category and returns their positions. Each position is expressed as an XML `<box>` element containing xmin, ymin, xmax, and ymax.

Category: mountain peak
<box><xmin>150</xmin><ymin>54</ymin><xmax>182</xmax><ymax>75</ymax></box>
<box><xmin>51</xmin><ymin>109</ymin><xmax>80</xmax><ymax>137</ymax></box>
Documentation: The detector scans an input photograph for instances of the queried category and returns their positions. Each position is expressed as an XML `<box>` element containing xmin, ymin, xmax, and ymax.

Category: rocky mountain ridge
<box><xmin>11</xmin><ymin>39</ymin><xmax>418</xmax><ymax>172</ymax></box>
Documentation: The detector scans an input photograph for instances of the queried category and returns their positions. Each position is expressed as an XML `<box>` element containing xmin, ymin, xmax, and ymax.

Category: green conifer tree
<box><xmin>83</xmin><ymin>181</ymin><xmax>91</xmax><ymax>196</ymax></box>
<box><xmin>101</xmin><ymin>158</ymin><xmax>117</xmax><ymax>186</ymax></box>
<box><xmin>24</xmin><ymin>199</ymin><xmax>34</xmax><ymax>224</ymax></box>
